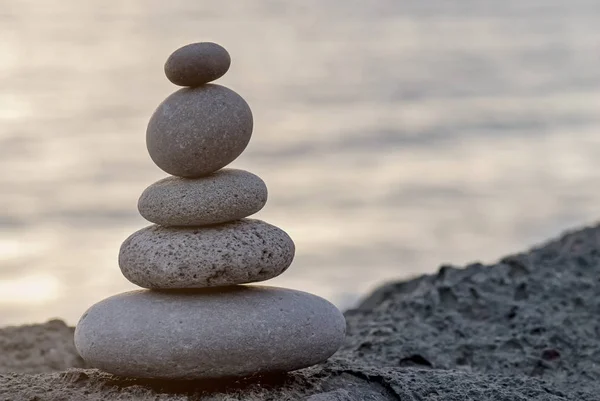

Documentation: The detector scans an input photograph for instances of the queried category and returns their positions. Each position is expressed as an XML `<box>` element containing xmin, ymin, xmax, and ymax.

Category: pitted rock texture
<box><xmin>146</xmin><ymin>84</ymin><xmax>253</xmax><ymax>178</ymax></box>
<box><xmin>4</xmin><ymin>223</ymin><xmax>600</xmax><ymax>399</ymax></box>
<box><xmin>138</xmin><ymin>169</ymin><xmax>267</xmax><ymax>226</ymax></box>
<box><xmin>164</xmin><ymin>42</ymin><xmax>231</xmax><ymax>87</ymax></box>
<box><xmin>118</xmin><ymin>219</ymin><xmax>295</xmax><ymax>288</ymax></box>
<box><xmin>74</xmin><ymin>287</ymin><xmax>346</xmax><ymax>379</ymax></box>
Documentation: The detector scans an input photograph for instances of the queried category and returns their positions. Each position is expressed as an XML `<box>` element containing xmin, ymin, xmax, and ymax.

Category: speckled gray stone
<box><xmin>118</xmin><ymin>219</ymin><xmax>294</xmax><ymax>288</ymax></box>
<box><xmin>146</xmin><ymin>84</ymin><xmax>253</xmax><ymax>178</ymax></box>
<box><xmin>74</xmin><ymin>286</ymin><xmax>346</xmax><ymax>379</ymax></box>
<box><xmin>137</xmin><ymin>169</ymin><xmax>267</xmax><ymax>227</ymax></box>
<box><xmin>164</xmin><ymin>42</ymin><xmax>231</xmax><ymax>87</ymax></box>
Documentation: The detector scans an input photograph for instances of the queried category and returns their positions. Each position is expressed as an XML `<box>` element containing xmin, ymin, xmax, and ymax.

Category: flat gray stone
<box><xmin>164</xmin><ymin>42</ymin><xmax>231</xmax><ymax>87</ymax></box>
<box><xmin>146</xmin><ymin>84</ymin><xmax>253</xmax><ymax>178</ymax></box>
<box><xmin>74</xmin><ymin>286</ymin><xmax>346</xmax><ymax>379</ymax></box>
<box><xmin>137</xmin><ymin>169</ymin><xmax>267</xmax><ymax>226</ymax></box>
<box><xmin>119</xmin><ymin>219</ymin><xmax>295</xmax><ymax>288</ymax></box>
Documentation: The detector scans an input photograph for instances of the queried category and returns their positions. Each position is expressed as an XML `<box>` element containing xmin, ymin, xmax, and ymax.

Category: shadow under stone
<box><xmin>100</xmin><ymin>370</ymin><xmax>292</xmax><ymax>395</ymax></box>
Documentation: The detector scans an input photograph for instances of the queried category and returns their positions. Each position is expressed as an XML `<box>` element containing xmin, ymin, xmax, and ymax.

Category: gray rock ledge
<box><xmin>3</xmin><ymin>223</ymin><xmax>600</xmax><ymax>399</ymax></box>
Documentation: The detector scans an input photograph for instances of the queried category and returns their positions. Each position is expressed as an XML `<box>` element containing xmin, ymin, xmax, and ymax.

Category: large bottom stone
<box><xmin>74</xmin><ymin>286</ymin><xmax>346</xmax><ymax>379</ymax></box>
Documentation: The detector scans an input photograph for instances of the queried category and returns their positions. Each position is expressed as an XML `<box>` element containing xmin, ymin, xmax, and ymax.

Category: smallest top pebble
<box><xmin>164</xmin><ymin>42</ymin><xmax>231</xmax><ymax>87</ymax></box>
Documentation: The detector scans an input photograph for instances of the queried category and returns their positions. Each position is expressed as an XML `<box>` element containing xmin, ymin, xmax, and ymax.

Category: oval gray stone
<box><xmin>137</xmin><ymin>169</ymin><xmax>267</xmax><ymax>226</ymax></box>
<box><xmin>146</xmin><ymin>84</ymin><xmax>253</xmax><ymax>178</ymax></box>
<box><xmin>74</xmin><ymin>286</ymin><xmax>346</xmax><ymax>379</ymax></box>
<box><xmin>164</xmin><ymin>42</ymin><xmax>231</xmax><ymax>87</ymax></box>
<box><xmin>119</xmin><ymin>219</ymin><xmax>295</xmax><ymax>288</ymax></box>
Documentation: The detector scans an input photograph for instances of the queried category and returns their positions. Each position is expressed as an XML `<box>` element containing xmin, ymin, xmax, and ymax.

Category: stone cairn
<box><xmin>74</xmin><ymin>42</ymin><xmax>346</xmax><ymax>380</ymax></box>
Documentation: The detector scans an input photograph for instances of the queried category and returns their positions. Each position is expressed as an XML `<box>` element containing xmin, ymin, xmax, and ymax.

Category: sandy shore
<box><xmin>2</xmin><ymin>223</ymin><xmax>600</xmax><ymax>400</ymax></box>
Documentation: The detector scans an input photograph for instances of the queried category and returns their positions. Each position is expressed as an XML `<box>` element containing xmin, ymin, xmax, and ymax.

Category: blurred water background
<box><xmin>1</xmin><ymin>1</ymin><xmax>600</xmax><ymax>326</ymax></box>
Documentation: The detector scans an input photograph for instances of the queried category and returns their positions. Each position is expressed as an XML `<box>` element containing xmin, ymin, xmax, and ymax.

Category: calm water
<box><xmin>1</xmin><ymin>1</ymin><xmax>600</xmax><ymax>326</ymax></box>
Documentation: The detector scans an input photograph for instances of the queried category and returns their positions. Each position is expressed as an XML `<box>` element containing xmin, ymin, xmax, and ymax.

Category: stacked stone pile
<box><xmin>74</xmin><ymin>42</ymin><xmax>346</xmax><ymax>380</ymax></box>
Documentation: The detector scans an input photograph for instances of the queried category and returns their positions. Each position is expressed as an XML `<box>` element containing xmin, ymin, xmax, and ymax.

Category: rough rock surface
<box><xmin>146</xmin><ymin>84</ymin><xmax>253</xmax><ymax>178</ymax></box>
<box><xmin>74</xmin><ymin>287</ymin><xmax>346</xmax><ymax>379</ymax></box>
<box><xmin>0</xmin><ymin>320</ymin><xmax>85</xmax><ymax>374</ymax></box>
<box><xmin>118</xmin><ymin>219</ymin><xmax>295</xmax><ymax>288</ymax></box>
<box><xmin>138</xmin><ymin>169</ymin><xmax>268</xmax><ymax>226</ymax></box>
<box><xmin>3</xmin><ymin>223</ymin><xmax>600</xmax><ymax>399</ymax></box>
<box><xmin>164</xmin><ymin>42</ymin><xmax>231</xmax><ymax>87</ymax></box>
